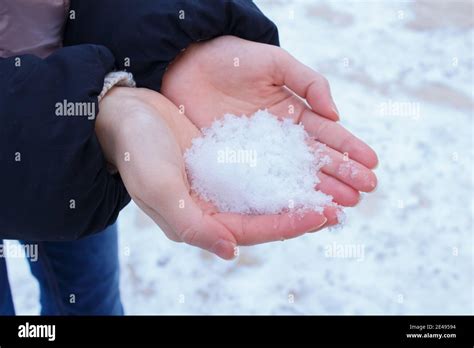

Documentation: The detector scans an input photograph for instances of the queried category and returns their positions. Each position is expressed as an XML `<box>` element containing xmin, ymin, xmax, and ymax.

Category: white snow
<box><xmin>184</xmin><ymin>110</ymin><xmax>333</xmax><ymax>214</ymax></box>
<box><xmin>5</xmin><ymin>0</ymin><xmax>473</xmax><ymax>315</ymax></box>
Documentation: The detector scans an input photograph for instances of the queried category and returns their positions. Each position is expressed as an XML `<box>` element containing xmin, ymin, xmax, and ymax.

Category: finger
<box><xmin>213</xmin><ymin>210</ymin><xmax>327</xmax><ymax>246</ymax></box>
<box><xmin>276</xmin><ymin>49</ymin><xmax>340</xmax><ymax>121</ymax></box>
<box><xmin>301</xmin><ymin>109</ymin><xmax>379</xmax><ymax>169</ymax></box>
<box><xmin>155</xmin><ymin>175</ymin><xmax>237</xmax><ymax>260</ymax></box>
<box><xmin>316</xmin><ymin>172</ymin><xmax>360</xmax><ymax>207</ymax></box>
<box><xmin>319</xmin><ymin>145</ymin><xmax>377</xmax><ymax>192</ymax></box>
<box><xmin>305</xmin><ymin>206</ymin><xmax>341</xmax><ymax>235</ymax></box>
<box><xmin>322</xmin><ymin>205</ymin><xmax>342</xmax><ymax>227</ymax></box>
<box><xmin>267</xmin><ymin>97</ymin><xmax>378</xmax><ymax>170</ymax></box>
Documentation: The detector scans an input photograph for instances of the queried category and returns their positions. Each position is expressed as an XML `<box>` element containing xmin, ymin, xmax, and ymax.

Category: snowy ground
<box><xmin>6</xmin><ymin>0</ymin><xmax>473</xmax><ymax>314</ymax></box>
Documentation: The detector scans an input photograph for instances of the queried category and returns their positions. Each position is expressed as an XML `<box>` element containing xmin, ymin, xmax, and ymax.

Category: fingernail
<box><xmin>307</xmin><ymin>217</ymin><xmax>328</xmax><ymax>233</ymax></box>
<box><xmin>212</xmin><ymin>240</ymin><xmax>237</xmax><ymax>260</ymax></box>
<box><xmin>368</xmin><ymin>180</ymin><xmax>378</xmax><ymax>193</ymax></box>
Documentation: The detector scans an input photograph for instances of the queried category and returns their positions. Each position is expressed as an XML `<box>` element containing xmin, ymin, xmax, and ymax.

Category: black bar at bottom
<box><xmin>0</xmin><ymin>315</ymin><xmax>472</xmax><ymax>346</ymax></box>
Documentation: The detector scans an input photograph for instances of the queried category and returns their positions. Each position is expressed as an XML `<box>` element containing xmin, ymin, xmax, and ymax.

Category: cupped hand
<box><xmin>96</xmin><ymin>87</ymin><xmax>339</xmax><ymax>260</ymax></box>
<box><xmin>161</xmin><ymin>36</ymin><xmax>378</xmax><ymax>208</ymax></box>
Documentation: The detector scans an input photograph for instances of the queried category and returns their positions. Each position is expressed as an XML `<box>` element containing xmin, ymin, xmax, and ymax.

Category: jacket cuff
<box><xmin>64</xmin><ymin>0</ymin><xmax>279</xmax><ymax>91</ymax></box>
<box><xmin>98</xmin><ymin>71</ymin><xmax>136</xmax><ymax>102</ymax></box>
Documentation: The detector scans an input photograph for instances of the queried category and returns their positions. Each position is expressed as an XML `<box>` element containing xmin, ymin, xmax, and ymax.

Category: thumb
<box><xmin>275</xmin><ymin>48</ymin><xmax>340</xmax><ymax>121</ymax></box>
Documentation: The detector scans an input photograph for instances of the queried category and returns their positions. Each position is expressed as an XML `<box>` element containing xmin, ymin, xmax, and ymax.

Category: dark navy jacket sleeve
<box><xmin>63</xmin><ymin>0</ymin><xmax>279</xmax><ymax>91</ymax></box>
<box><xmin>0</xmin><ymin>45</ymin><xmax>131</xmax><ymax>241</ymax></box>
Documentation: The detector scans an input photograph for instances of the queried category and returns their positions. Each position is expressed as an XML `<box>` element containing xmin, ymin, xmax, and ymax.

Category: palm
<box><xmin>162</xmin><ymin>36</ymin><xmax>378</xmax><ymax>208</ymax></box>
<box><xmin>110</xmin><ymin>89</ymin><xmax>332</xmax><ymax>260</ymax></box>
<box><xmin>163</xmin><ymin>36</ymin><xmax>291</xmax><ymax>127</ymax></box>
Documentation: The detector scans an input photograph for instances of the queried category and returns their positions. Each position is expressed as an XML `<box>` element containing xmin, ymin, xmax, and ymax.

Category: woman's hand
<box><xmin>96</xmin><ymin>87</ymin><xmax>338</xmax><ymax>260</ymax></box>
<box><xmin>162</xmin><ymin>36</ymin><xmax>378</xmax><ymax>207</ymax></box>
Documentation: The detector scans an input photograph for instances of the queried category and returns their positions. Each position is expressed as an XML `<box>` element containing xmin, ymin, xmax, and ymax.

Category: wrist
<box><xmin>95</xmin><ymin>87</ymin><xmax>140</xmax><ymax>168</ymax></box>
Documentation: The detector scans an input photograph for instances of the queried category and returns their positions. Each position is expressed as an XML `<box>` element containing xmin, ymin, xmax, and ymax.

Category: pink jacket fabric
<box><xmin>0</xmin><ymin>0</ymin><xmax>70</xmax><ymax>58</ymax></box>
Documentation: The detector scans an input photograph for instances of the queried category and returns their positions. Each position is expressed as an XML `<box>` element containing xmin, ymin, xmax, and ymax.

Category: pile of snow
<box><xmin>184</xmin><ymin>110</ymin><xmax>333</xmax><ymax>214</ymax></box>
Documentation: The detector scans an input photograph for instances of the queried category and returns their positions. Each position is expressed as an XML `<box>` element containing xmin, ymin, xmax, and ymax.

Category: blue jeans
<box><xmin>0</xmin><ymin>223</ymin><xmax>123</xmax><ymax>315</ymax></box>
